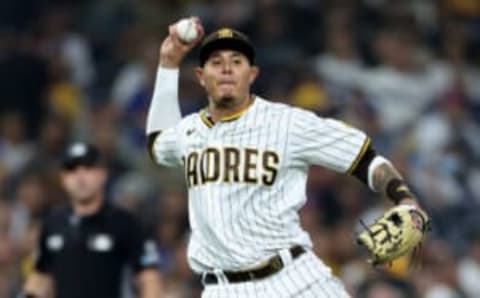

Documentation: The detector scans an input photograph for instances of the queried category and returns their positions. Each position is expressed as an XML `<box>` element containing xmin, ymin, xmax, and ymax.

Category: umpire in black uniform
<box><xmin>23</xmin><ymin>142</ymin><xmax>163</xmax><ymax>298</ymax></box>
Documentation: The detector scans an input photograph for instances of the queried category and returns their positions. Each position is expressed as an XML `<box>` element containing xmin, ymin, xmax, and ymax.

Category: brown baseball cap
<box><xmin>199</xmin><ymin>28</ymin><xmax>255</xmax><ymax>66</ymax></box>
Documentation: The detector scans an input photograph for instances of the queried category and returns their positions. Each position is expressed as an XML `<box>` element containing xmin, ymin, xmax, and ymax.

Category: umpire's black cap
<box><xmin>61</xmin><ymin>142</ymin><xmax>103</xmax><ymax>170</ymax></box>
<box><xmin>199</xmin><ymin>28</ymin><xmax>255</xmax><ymax>66</ymax></box>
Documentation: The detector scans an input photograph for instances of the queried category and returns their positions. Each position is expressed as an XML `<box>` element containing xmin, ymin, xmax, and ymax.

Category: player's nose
<box><xmin>220</xmin><ymin>62</ymin><xmax>233</xmax><ymax>73</ymax></box>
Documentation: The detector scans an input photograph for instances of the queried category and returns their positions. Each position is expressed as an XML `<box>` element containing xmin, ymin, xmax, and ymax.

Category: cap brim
<box><xmin>199</xmin><ymin>38</ymin><xmax>255</xmax><ymax>66</ymax></box>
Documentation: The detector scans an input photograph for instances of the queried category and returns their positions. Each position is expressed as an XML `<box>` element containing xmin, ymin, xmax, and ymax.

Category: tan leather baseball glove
<box><xmin>356</xmin><ymin>205</ymin><xmax>430</xmax><ymax>266</ymax></box>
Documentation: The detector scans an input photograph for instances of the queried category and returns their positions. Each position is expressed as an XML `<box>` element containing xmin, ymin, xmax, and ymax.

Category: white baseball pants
<box><xmin>201</xmin><ymin>249</ymin><xmax>351</xmax><ymax>298</ymax></box>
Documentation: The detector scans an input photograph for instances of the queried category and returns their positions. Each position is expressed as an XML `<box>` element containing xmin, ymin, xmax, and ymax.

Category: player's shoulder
<box><xmin>156</xmin><ymin>112</ymin><xmax>198</xmax><ymax>137</ymax></box>
<box><xmin>254</xmin><ymin>97</ymin><xmax>327</xmax><ymax>129</ymax></box>
<box><xmin>259</xmin><ymin>97</ymin><xmax>365</xmax><ymax>135</ymax></box>
<box><xmin>258</xmin><ymin>96</ymin><xmax>319</xmax><ymax>115</ymax></box>
<box><xmin>173</xmin><ymin>112</ymin><xmax>198</xmax><ymax>129</ymax></box>
<box><xmin>254</xmin><ymin>96</ymin><xmax>297</xmax><ymax>115</ymax></box>
<box><xmin>269</xmin><ymin>100</ymin><xmax>323</xmax><ymax>123</ymax></box>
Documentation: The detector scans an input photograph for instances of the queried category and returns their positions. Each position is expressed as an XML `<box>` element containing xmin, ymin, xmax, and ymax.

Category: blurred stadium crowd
<box><xmin>1</xmin><ymin>0</ymin><xmax>480</xmax><ymax>297</ymax></box>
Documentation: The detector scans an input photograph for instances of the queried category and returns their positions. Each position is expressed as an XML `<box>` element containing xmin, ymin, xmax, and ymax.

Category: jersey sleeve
<box><xmin>122</xmin><ymin>214</ymin><xmax>160</xmax><ymax>274</ymax></box>
<box><xmin>34</xmin><ymin>222</ymin><xmax>53</xmax><ymax>273</ymax></box>
<box><xmin>150</xmin><ymin>126</ymin><xmax>183</xmax><ymax>167</ymax></box>
<box><xmin>289</xmin><ymin>108</ymin><xmax>370</xmax><ymax>174</ymax></box>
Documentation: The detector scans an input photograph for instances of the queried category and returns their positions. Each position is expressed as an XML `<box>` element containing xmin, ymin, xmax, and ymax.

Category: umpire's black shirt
<box><xmin>34</xmin><ymin>202</ymin><xmax>159</xmax><ymax>298</ymax></box>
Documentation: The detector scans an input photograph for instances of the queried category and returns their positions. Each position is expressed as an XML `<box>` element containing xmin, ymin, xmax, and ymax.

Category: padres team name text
<box><xmin>182</xmin><ymin>147</ymin><xmax>279</xmax><ymax>187</ymax></box>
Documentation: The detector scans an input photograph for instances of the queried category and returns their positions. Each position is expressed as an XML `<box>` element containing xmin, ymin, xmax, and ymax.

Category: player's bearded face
<box><xmin>61</xmin><ymin>166</ymin><xmax>107</xmax><ymax>203</ymax></box>
<box><xmin>196</xmin><ymin>50</ymin><xmax>258</xmax><ymax>108</ymax></box>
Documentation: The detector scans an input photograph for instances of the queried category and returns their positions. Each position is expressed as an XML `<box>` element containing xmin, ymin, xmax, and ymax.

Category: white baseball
<box><xmin>175</xmin><ymin>18</ymin><xmax>198</xmax><ymax>43</ymax></box>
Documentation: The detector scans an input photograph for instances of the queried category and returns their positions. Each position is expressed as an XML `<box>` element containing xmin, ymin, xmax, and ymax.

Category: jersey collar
<box><xmin>200</xmin><ymin>95</ymin><xmax>256</xmax><ymax>128</ymax></box>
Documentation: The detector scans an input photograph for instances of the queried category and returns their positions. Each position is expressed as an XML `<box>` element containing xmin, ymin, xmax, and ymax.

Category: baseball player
<box><xmin>146</xmin><ymin>18</ymin><xmax>425</xmax><ymax>297</ymax></box>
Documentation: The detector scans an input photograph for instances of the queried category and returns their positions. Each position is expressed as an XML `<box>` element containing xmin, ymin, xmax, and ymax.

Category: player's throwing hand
<box><xmin>160</xmin><ymin>17</ymin><xmax>204</xmax><ymax>68</ymax></box>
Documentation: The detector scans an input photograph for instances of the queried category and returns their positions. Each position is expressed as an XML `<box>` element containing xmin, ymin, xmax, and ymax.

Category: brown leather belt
<box><xmin>203</xmin><ymin>246</ymin><xmax>306</xmax><ymax>285</ymax></box>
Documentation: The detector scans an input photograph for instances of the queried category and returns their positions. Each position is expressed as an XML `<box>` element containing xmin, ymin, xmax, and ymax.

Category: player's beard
<box><xmin>215</xmin><ymin>95</ymin><xmax>236</xmax><ymax>109</ymax></box>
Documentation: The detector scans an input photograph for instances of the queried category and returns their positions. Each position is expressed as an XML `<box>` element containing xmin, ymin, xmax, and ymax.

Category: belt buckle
<box><xmin>270</xmin><ymin>256</ymin><xmax>283</xmax><ymax>271</ymax></box>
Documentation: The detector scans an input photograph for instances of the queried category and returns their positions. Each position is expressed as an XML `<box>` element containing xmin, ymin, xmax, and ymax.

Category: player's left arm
<box><xmin>289</xmin><ymin>110</ymin><xmax>423</xmax><ymax>207</ymax></box>
<box><xmin>352</xmin><ymin>145</ymin><xmax>431</xmax><ymax>265</ymax></box>
<box><xmin>351</xmin><ymin>144</ymin><xmax>420</xmax><ymax>207</ymax></box>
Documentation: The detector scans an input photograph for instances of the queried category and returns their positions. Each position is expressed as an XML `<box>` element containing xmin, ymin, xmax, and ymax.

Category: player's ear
<box><xmin>249</xmin><ymin>66</ymin><xmax>259</xmax><ymax>84</ymax></box>
<box><xmin>195</xmin><ymin>67</ymin><xmax>205</xmax><ymax>86</ymax></box>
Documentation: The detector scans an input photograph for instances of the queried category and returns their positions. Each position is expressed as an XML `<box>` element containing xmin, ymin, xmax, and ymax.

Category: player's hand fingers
<box><xmin>168</xmin><ymin>23</ymin><xmax>199</xmax><ymax>50</ymax></box>
<box><xmin>159</xmin><ymin>21</ymin><xmax>197</xmax><ymax>67</ymax></box>
<box><xmin>192</xmin><ymin>18</ymin><xmax>205</xmax><ymax>44</ymax></box>
<box><xmin>168</xmin><ymin>24</ymin><xmax>186</xmax><ymax>48</ymax></box>
<box><xmin>168</xmin><ymin>16</ymin><xmax>204</xmax><ymax>47</ymax></box>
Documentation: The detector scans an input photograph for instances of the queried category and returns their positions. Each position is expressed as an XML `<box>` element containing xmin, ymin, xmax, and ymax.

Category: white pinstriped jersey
<box><xmin>151</xmin><ymin>96</ymin><xmax>369</xmax><ymax>272</ymax></box>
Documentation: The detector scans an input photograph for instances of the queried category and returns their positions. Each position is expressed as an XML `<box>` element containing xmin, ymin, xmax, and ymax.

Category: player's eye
<box><xmin>210</xmin><ymin>59</ymin><xmax>222</xmax><ymax>66</ymax></box>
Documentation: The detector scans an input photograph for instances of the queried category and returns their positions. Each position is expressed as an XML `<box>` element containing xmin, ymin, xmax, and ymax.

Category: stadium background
<box><xmin>1</xmin><ymin>0</ymin><xmax>480</xmax><ymax>297</ymax></box>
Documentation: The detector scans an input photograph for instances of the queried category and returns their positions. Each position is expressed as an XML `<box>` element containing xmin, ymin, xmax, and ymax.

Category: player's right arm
<box><xmin>146</xmin><ymin>18</ymin><xmax>204</xmax><ymax>165</ymax></box>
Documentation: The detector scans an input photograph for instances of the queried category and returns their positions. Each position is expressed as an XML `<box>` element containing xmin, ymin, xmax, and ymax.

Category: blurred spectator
<box><xmin>155</xmin><ymin>189</ymin><xmax>189</xmax><ymax>272</ymax></box>
<box><xmin>444</xmin><ymin>0</ymin><xmax>480</xmax><ymax>18</ymax></box>
<box><xmin>411</xmin><ymin>18</ymin><xmax>480</xmax><ymax>210</ymax></box>
<box><xmin>111</xmin><ymin>171</ymin><xmax>155</xmax><ymax>215</ymax></box>
<box><xmin>0</xmin><ymin>111</ymin><xmax>34</xmax><ymax>176</ymax></box>
<box><xmin>422</xmin><ymin>240</ymin><xmax>465</xmax><ymax>298</ymax></box>
<box><xmin>0</xmin><ymin>229</ymin><xmax>17</xmax><ymax>297</ymax></box>
<box><xmin>359</xmin><ymin>24</ymin><xmax>450</xmax><ymax>136</ymax></box>
<box><xmin>28</xmin><ymin>113</ymin><xmax>71</xmax><ymax>170</ymax></box>
<box><xmin>86</xmin><ymin>102</ymin><xmax>130</xmax><ymax>183</ymax></box>
<box><xmin>313</xmin><ymin>6</ymin><xmax>364</xmax><ymax>105</ymax></box>
<box><xmin>8</xmin><ymin>172</ymin><xmax>50</xmax><ymax>256</ymax></box>
<box><xmin>357</xmin><ymin>276</ymin><xmax>417</xmax><ymax>298</ymax></box>
<box><xmin>47</xmin><ymin>56</ymin><xmax>85</xmax><ymax>126</ymax></box>
<box><xmin>457</xmin><ymin>231</ymin><xmax>480</xmax><ymax>297</ymax></box>
<box><xmin>0</xmin><ymin>28</ymin><xmax>49</xmax><ymax>138</ymax></box>
<box><xmin>38</xmin><ymin>4</ymin><xmax>95</xmax><ymax>90</ymax></box>
<box><xmin>253</xmin><ymin>2</ymin><xmax>302</xmax><ymax>71</ymax></box>
<box><xmin>202</xmin><ymin>0</ymin><xmax>254</xmax><ymax>30</ymax></box>
<box><xmin>289</xmin><ymin>70</ymin><xmax>333</xmax><ymax>115</ymax></box>
<box><xmin>111</xmin><ymin>34</ymin><xmax>159</xmax><ymax>110</ymax></box>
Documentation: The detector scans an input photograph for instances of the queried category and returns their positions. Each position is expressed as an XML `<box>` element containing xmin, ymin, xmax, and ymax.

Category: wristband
<box><xmin>386</xmin><ymin>178</ymin><xmax>414</xmax><ymax>204</ymax></box>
